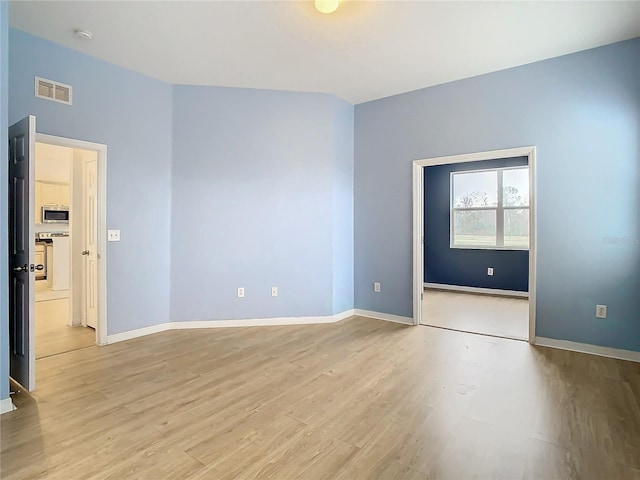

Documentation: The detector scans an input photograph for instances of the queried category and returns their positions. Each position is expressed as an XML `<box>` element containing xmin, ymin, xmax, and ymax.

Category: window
<box><xmin>450</xmin><ymin>166</ymin><xmax>529</xmax><ymax>250</ymax></box>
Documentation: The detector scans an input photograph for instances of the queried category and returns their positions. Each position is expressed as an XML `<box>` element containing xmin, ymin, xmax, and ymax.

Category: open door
<box><xmin>84</xmin><ymin>158</ymin><xmax>98</xmax><ymax>329</ymax></box>
<box><xmin>8</xmin><ymin>115</ymin><xmax>37</xmax><ymax>391</ymax></box>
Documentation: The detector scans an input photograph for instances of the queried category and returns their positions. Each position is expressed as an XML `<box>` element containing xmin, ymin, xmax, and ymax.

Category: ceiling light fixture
<box><xmin>315</xmin><ymin>0</ymin><xmax>339</xmax><ymax>14</ymax></box>
<box><xmin>74</xmin><ymin>29</ymin><xmax>93</xmax><ymax>41</ymax></box>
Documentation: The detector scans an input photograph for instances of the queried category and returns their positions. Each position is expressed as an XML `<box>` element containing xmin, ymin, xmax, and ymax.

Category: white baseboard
<box><xmin>535</xmin><ymin>337</ymin><xmax>640</xmax><ymax>363</ymax></box>
<box><xmin>1</xmin><ymin>397</ymin><xmax>16</xmax><ymax>415</ymax></box>
<box><xmin>106</xmin><ymin>323</ymin><xmax>172</xmax><ymax>344</ymax></box>
<box><xmin>424</xmin><ymin>283</ymin><xmax>529</xmax><ymax>298</ymax></box>
<box><xmin>106</xmin><ymin>309</ymin><xmax>357</xmax><ymax>344</ymax></box>
<box><xmin>172</xmin><ymin>309</ymin><xmax>356</xmax><ymax>330</ymax></box>
<box><xmin>354</xmin><ymin>309</ymin><xmax>413</xmax><ymax>325</ymax></box>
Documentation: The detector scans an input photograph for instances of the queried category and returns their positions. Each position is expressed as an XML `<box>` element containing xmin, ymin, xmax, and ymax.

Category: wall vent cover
<box><xmin>35</xmin><ymin>77</ymin><xmax>73</xmax><ymax>105</ymax></box>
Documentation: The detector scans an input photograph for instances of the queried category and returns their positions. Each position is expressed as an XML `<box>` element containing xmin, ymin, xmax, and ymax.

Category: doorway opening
<box><xmin>35</xmin><ymin>134</ymin><xmax>107</xmax><ymax>351</ymax></box>
<box><xmin>412</xmin><ymin>147</ymin><xmax>536</xmax><ymax>342</ymax></box>
<box><xmin>34</xmin><ymin>141</ymin><xmax>100</xmax><ymax>359</ymax></box>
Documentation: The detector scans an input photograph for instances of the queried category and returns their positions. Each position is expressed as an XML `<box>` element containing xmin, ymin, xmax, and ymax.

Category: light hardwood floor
<box><xmin>2</xmin><ymin>316</ymin><xmax>639</xmax><ymax>479</ymax></box>
<box><xmin>35</xmin><ymin>298</ymin><xmax>95</xmax><ymax>359</ymax></box>
<box><xmin>423</xmin><ymin>289</ymin><xmax>529</xmax><ymax>340</ymax></box>
<box><xmin>35</xmin><ymin>280</ymin><xmax>69</xmax><ymax>303</ymax></box>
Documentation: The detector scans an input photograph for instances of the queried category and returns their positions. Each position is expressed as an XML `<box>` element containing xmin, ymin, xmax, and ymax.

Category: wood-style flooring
<box><xmin>36</xmin><ymin>298</ymin><xmax>95</xmax><ymax>359</ymax></box>
<box><xmin>2</xmin><ymin>316</ymin><xmax>639</xmax><ymax>479</ymax></box>
<box><xmin>35</xmin><ymin>281</ymin><xmax>69</xmax><ymax>303</ymax></box>
<box><xmin>423</xmin><ymin>289</ymin><xmax>529</xmax><ymax>340</ymax></box>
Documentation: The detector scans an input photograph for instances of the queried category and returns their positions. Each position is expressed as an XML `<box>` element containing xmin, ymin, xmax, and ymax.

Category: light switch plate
<box><xmin>107</xmin><ymin>230</ymin><xmax>120</xmax><ymax>242</ymax></box>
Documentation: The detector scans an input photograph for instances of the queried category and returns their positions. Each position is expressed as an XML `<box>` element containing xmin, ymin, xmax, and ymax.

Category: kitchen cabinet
<box><xmin>35</xmin><ymin>181</ymin><xmax>70</xmax><ymax>223</ymax></box>
<box><xmin>45</xmin><ymin>244</ymin><xmax>53</xmax><ymax>284</ymax></box>
<box><xmin>58</xmin><ymin>185</ymin><xmax>70</xmax><ymax>206</ymax></box>
<box><xmin>35</xmin><ymin>243</ymin><xmax>46</xmax><ymax>280</ymax></box>
<box><xmin>47</xmin><ymin>237</ymin><xmax>69</xmax><ymax>291</ymax></box>
<box><xmin>40</xmin><ymin>182</ymin><xmax>60</xmax><ymax>206</ymax></box>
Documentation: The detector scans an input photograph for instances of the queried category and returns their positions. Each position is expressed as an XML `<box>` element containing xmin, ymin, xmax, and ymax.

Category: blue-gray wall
<box><xmin>3</xmin><ymin>22</ymin><xmax>638</xmax><ymax>407</ymax></box>
<box><xmin>170</xmin><ymin>86</ymin><xmax>353</xmax><ymax>320</ymax></box>
<box><xmin>4</xmin><ymin>28</ymin><xmax>355</xmax><ymax>395</ymax></box>
<box><xmin>331</xmin><ymin>100</ymin><xmax>355</xmax><ymax>314</ymax></box>
<box><xmin>424</xmin><ymin>157</ymin><xmax>529</xmax><ymax>292</ymax></box>
<box><xmin>355</xmin><ymin>38</ymin><xmax>640</xmax><ymax>351</ymax></box>
<box><xmin>1</xmin><ymin>2</ymin><xmax>9</xmax><ymax>402</ymax></box>
<box><xmin>9</xmin><ymin>29</ymin><xmax>173</xmax><ymax>335</ymax></box>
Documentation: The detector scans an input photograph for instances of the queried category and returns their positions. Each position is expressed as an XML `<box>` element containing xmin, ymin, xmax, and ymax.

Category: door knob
<box><xmin>13</xmin><ymin>264</ymin><xmax>28</xmax><ymax>272</ymax></box>
<box><xmin>34</xmin><ymin>264</ymin><xmax>44</xmax><ymax>271</ymax></box>
<box><xmin>81</xmin><ymin>250</ymin><xmax>90</xmax><ymax>256</ymax></box>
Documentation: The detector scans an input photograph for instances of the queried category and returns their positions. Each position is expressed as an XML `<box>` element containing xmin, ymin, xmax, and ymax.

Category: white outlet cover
<box><xmin>596</xmin><ymin>304</ymin><xmax>607</xmax><ymax>319</ymax></box>
<box><xmin>237</xmin><ymin>287</ymin><xmax>245</xmax><ymax>298</ymax></box>
<box><xmin>107</xmin><ymin>229</ymin><xmax>120</xmax><ymax>242</ymax></box>
<box><xmin>487</xmin><ymin>268</ymin><xmax>494</xmax><ymax>276</ymax></box>
<box><xmin>374</xmin><ymin>282</ymin><xmax>381</xmax><ymax>293</ymax></box>
<box><xmin>271</xmin><ymin>287</ymin><xmax>278</xmax><ymax>297</ymax></box>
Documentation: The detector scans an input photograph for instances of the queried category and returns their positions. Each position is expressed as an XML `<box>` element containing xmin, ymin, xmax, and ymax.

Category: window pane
<box><xmin>503</xmin><ymin>168</ymin><xmax>529</xmax><ymax>206</ymax></box>
<box><xmin>453</xmin><ymin>171</ymin><xmax>497</xmax><ymax>208</ymax></box>
<box><xmin>453</xmin><ymin>210</ymin><xmax>497</xmax><ymax>247</ymax></box>
<box><xmin>504</xmin><ymin>209</ymin><xmax>529</xmax><ymax>248</ymax></box>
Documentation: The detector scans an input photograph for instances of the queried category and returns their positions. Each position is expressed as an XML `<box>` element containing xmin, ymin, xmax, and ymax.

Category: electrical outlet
<box><xmin>374</xmin><ymin>282</ymin><xmax>381</xmax><ymax>293</ymax></box>
<box><xmin>271</xmin><ymin>287</ymin><xmax>278</xmax><ymax>297</ymax></box>
<box><xmin>237</xmin><ymin>287</ymin><xmax>245</xmax><ymax>298</ymax></box>
<box><xmin>596</xmin><ymin>304</ymin><xmax>607</xmax><ymax>319</ymax></box>
<box><xmin>487</xmin><ymin>267</ymin><xmax>494</xmax><ymax>276</ymax></box>
<box><xmin>107</xmin><ymin>229</ymin><xmax>120</xmax><ymax>242</ymax></box>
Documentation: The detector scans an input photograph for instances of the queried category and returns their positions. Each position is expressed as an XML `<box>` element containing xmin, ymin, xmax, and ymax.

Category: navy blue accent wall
<box><xmin>424</xmin><ymin>156</ymin><xmax>529</xmax><ymax>291</ymax></box>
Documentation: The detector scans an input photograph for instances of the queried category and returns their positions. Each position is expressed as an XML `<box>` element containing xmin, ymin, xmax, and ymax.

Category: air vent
<box><xmin>35</xmin><ymin>77</ymin><xmax>73</xmax><ymax>105</ymax></box>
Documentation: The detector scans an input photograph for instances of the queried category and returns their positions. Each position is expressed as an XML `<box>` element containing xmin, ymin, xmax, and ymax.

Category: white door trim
<box><xmin>36</xmin><ymin>133</ymin><xmax>108</xmax><ymax>346</ymax></box>
<box><xmin>412</xmin><ymin>146</ymin><xmax>537</xmax><ymax>343</ymax></box>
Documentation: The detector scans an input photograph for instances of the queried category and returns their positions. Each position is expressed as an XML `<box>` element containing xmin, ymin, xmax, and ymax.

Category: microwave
<box><xmin>42</xmin><ymin>205</ymin><xmax>70</xmax><ymax>224</ymax></box>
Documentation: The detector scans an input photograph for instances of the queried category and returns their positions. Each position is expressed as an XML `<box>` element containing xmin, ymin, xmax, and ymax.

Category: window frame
<box><xmin>449</xmin><ymin>166</ymin><xmax>529</xmax><ymax>251</ymax></box>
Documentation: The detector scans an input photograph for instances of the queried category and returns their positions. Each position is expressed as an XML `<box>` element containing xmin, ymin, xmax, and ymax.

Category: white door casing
<box><xmin>37</xmin><ymin>133</ymin><xmax>108</xmax><ymax>346</ymax></box>
<box><xmin>413</xmin><ymin>146</ymin><xmax>537</xmax><ymax>343</ymax></box>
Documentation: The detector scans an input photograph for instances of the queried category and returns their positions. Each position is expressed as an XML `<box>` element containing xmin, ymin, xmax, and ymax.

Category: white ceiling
<box><xmin>9</xmin><ymin>1</ymin><xmax>640</xmax><ymax>104</ymax></box>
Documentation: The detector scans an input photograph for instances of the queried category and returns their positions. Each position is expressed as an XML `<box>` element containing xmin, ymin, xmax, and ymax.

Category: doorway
<box><xmin>35</xmin><ymin>134</ymin><xmax>107</xmax><ymax>351</ymax></box>
<box><xmin>33</xmin><ymin>141</ymin><xmax>99</xmax><ymax>359</ymax></box>
<box><xmin>412</xmin><ymin>147</ymin><xmax>537</xmax><ymax>342</ymax></box>
<box><xmin>8</xmin><ymin>115</ymin><xmax>107</xmax><ymax>392</ymax></box>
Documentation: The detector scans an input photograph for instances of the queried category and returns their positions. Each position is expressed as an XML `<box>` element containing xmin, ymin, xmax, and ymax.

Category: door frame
<box><xmin>412</xmin><ymin>146</ymin><xmax>537</xmax><ymax>343</ymax></box>
<box><xmin>36</xmin><ymin>133</ymin><xmax>108</xmax><ymax>346</ymax></box>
